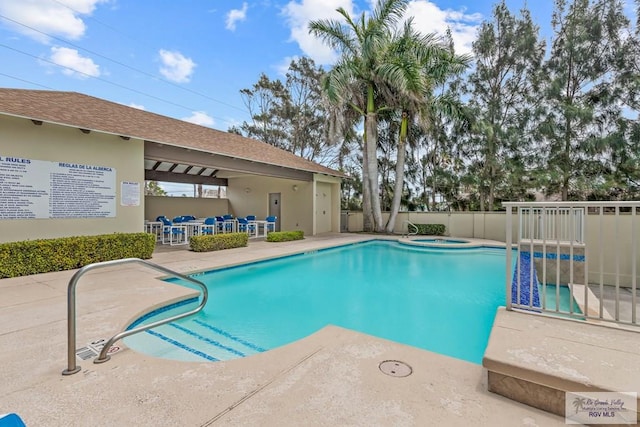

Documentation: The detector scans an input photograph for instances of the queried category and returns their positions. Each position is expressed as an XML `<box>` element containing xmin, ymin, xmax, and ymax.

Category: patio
<box><xmin>0</xmin><ymin>233</ymin><xmax>615</xmax><ymax>426</ymax></box>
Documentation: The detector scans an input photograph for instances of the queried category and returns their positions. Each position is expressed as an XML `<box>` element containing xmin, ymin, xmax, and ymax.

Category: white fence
<box><xmin>505</xmin><ymin>201</ymin><xmax>639</xmax><ymax>328</ymax></box>
<box><xmin>518</xmin><ymin>207</ymin><xmax>584</xmax><ymax>243</ymax></box>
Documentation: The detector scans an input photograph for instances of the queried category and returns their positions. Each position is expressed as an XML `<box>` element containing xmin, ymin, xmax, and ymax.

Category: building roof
<box><xmin>0</xmin><ymin>88</ymin><xmax>343</xmax><ymax>178</ymax></box>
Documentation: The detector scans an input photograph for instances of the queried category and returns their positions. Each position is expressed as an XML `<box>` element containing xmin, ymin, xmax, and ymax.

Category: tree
<box><xmin>144</xmin><ymin>181</ymin><xmax>166</xmax><ymax>196</ymax></box>
<box><xmin>540</xmin><ymin>0</ymin><xmax>630</xmax><ymax>200</ymax></box>
<box><xmin>463</xmin><ymin>1</ymin><xmax>545</xmax><ymax>210</ymax></box>
<box><xmin>236</xmin><ymin>58</ymin><xmax>343</xmax><ymax>168</ymax></box>
<box><xmin>309</xmin><ymin>0</ymin><xmax>411</xmax><ymax>232</ymax></box>
<box><xmin>384</xmin><ymin>24</ymin><xmax>469</xmax><ymax>231</ymax></box>
<box><xmin>239</xmin><ymin>74</ymin><xmax>288</xmax><ymax>149</ymax></box>
<box><xmin>600</xmin><ymin>0</ymin><xmax>640</xmax><ymax>199</ymax></box>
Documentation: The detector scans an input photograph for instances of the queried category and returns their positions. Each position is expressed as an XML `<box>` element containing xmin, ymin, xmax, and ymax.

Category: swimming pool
<box><xmin>125</xmin><ymin>241</ymin><xmax>512</xmax><ymax>364</ymax></box>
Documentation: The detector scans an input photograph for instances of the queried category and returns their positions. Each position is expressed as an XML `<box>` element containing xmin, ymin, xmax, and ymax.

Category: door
<box><xmin>315</xmin><ymin>182</ymin><xmax>332</xmax><ymax>233</ymax></box>
<box><xmin>268</xmin><ymin>193</ymin><xmax>281</xmax><ymax>231</ymax></box>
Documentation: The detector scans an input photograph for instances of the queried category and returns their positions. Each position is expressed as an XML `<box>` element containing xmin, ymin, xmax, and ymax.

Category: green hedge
<box><xmin>0</xmin><ymin>233</ymin><xmax>155</xmax><ymax>278</ymax></box>
<box><xmin>414</xmin><ymin>224</ymin><xmax>446</xmax><ymax>236</ymax></box>
<box><xmin>266</xmin><ymin>230</ymin><xmax>304</xmax><ymax>242</ymax></box>
<box><xmin>189</xmin><ymin>232</ymin><xmax>248</xmax><ymax>252</ymax></box>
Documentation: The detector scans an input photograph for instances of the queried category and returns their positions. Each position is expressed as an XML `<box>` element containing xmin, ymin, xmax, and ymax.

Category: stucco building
<box><xmin>0</xmin><ymin>88</ymin><xmax>343</xmax><ymax>243</ymax></box>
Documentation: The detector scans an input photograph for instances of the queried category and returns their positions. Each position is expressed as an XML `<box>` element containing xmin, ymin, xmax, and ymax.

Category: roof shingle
<box><xmin>0</xmin><ymin>89</ymin><xmax>343</xmax><ymax>177</ymax></box>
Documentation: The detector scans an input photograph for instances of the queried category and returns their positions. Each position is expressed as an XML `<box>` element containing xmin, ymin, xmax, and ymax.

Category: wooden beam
<box><xmin>144</xmin><ymin>142</ymin><xmax>313</xmax><ymax>181</ymax></box>
<box><xmin>145</xmin><ymin>169</ymin><xmax>228</xmax><ymax>186</ymax></box>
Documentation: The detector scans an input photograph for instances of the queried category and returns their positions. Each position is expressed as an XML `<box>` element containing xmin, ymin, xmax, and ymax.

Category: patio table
<box><xmin>183</xmin><ymin>221</ymin><xmax>204</xmax><ymax>241</ymax></box>
<box><xmin>144</xmin><ymin>221</ymin><xmax>163</xmax><ymax>241</ymax></box>
<box><xmin>252</xmin><ymin>220</ymin><xmax>268</xmax><ymax>238</ymax></box>
<box><xmin>223</xmin><ymin>219</ymin><xmax>237</xmax><ymax>233</ymax></box>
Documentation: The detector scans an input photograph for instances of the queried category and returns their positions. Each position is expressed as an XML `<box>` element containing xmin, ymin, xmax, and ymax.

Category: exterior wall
<box><xmin>227</xmin><ymin>176</ymin><xmax>313</xmax><ymax>235</ymax></box>
<box><xmin>0</xmin><ymin>115</ymin><xmax>144</xmax><ymax>243</ymax></box>
<box><xmin>346</xmin><ymin>211</ymin><xmax>507</xmax><ymax>241</ymax></box>
<box><xmin>145</xmin><ymin>196</ymin><xmax>229</xmax><ymax>221</ymax></box>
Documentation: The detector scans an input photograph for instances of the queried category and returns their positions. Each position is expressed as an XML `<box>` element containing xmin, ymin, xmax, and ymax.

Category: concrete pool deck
<box><xmin>0</xmin><ymin>233</ymin><xmax>626</xmax><ymax>426</ymax></box>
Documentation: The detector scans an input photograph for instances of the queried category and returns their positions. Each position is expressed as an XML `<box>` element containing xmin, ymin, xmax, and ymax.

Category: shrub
<box><xmin>0</xmin><ymin>233</ymin><xmax>155</xmax><ymax>278</ymax></box>
<box><xmin>266</xmin><ymin>230</ymin><xmax>304</xmax><ymax>242</ymax></box>
<box><xmin>190</xmin><ymin>232</ymin><xmax>248</xmax><ymax>252</ymax></box>
<box><xmin>414</xmin><ymin>224</ymin><xmax>446</xmax><ymax>236</ymax></box>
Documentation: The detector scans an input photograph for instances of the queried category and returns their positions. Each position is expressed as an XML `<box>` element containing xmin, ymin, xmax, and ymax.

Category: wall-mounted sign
<box><xmin>120</xmin><ymin>181</ymin><xmax>140</xmax><ymax>206</ymax></box>
<box><xmin>0</xmin><ymin>155</ymin><xmax>116</xmax><ymax>219</ymax></box>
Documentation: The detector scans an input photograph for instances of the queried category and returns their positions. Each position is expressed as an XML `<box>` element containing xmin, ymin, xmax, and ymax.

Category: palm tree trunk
<box><xmin>362</xmin><ymin>135</ymin><xmax>373</xmax><ymax>232</ymax></box>
<box><xmin>366</xmin><ymin>113</ymin><xmax>383</xmax><ymax>231</ymax></box>
<box><xmin>488</xmin><ymin>180</ymin><xmax>495</xmax><ymax>211</ymax></box>
<box><xmin>366</xmin><ymin>85</ymin><xmax>384</xmax><ymax>232</ymax></box>
<box><xmin>386</xmin><ymin>112</ymin><xmax>408</xmax><ymax>233</ymax></box>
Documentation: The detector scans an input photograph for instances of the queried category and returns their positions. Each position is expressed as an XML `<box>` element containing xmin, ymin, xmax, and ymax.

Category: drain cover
<box><xmin>379</xmin><ymin>360</ymin><xmax>412</xmax><ymax>377</ymax></box>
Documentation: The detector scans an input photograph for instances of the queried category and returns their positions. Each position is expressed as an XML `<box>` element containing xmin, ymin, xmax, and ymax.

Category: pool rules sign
<box><xmin>0</xmin><ymin>155</ymin><xmax>116</xmax><ymax>219</ymax></box>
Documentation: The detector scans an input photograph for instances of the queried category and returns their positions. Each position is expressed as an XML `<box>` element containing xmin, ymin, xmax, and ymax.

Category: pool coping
<box><xmin>398</xmin><ymin>235</ymin><xmax>506</xmax><ymax>249</ymax></box>
<box><xmin>0</xmin><ymin>233</ymin><xmax>588</xmax><ymax>425</ymax></box>
<box><xmin>483</xmin><ymin>308</ymin><xmax>640</xmax><ymax>423</ymax></box>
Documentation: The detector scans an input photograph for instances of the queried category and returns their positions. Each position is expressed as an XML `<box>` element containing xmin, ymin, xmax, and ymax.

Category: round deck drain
<box><xmin>379</xmin><ymin>360</ymin><xmax>412</xmax><ymax>377</ymax></box>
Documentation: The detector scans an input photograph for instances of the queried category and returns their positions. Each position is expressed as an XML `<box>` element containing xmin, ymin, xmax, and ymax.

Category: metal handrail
<box><xmin>62</xmin><ymin>258</ymin><xmax>208</xmax><ymax>375</ymax></box>
<box><xmin>403</xmin><ymin>220</ymin><xmax>419</xmax><ymax>237</ymax></box>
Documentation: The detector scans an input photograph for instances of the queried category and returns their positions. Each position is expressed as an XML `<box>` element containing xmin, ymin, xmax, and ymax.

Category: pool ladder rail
<box><xmin>61</xmin><ymin>258</ymin><xmax>208</xmax><ymax>376</ymax></box>
<box><xmin>402</xmin><ymin>220</ymin><xmax>419</xmax><ymax>237</ymax></box>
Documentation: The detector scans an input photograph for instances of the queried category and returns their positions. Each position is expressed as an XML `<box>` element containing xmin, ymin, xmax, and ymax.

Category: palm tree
<box><xmin>382</xmin><ymin>23</ymin><xmax>470</xmax><ymax>232</ymax></box>
<box><xmin>309</xmin><ymin>0</ymin><xmax>410</xmax><ymax>232</ymax></box>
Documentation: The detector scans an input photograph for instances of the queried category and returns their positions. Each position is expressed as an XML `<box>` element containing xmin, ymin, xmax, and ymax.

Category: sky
<box><xmin>0</xmin><ymin>0</ymin><xmax>560</xmax><ymax>133</ymax></box>
<box><xmin>0</xmin><ymin>0</ymin><xmax>564</xmax><ymax>196</ymax></box>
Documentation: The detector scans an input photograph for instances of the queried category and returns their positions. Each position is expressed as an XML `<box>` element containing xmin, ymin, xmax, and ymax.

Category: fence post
<box><xmin>505</xmin><ymin>204</ymin><xmax>513</xmax><ymax>311</ymax></box>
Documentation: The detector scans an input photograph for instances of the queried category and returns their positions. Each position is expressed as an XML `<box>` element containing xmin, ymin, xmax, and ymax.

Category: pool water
<box><xmin>542</xmin><ymin>284</ymin><xmax>583</xmax><ymax>315</ymax></box>
<box><xmin>125</xmin><ymin>241</ymin><xmax>513</xmax><ymax>364</ymax></box>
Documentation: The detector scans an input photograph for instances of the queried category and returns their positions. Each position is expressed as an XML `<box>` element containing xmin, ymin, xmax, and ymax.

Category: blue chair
<box><xmin>237</xmin><ymin>217</ymin><xmax>256</xmax><ymax>236</ymax></box>
<box><xmin>0</xmin><ymin>413</ymin><xmax>26</xmax><ymax>427</ymax></box>
<box><xmin>265</xmin><ymin>216</ymin><xmax>277</xmax><ymax>233</ymax></box>
<box><xmin>222</xmin><ymin>214</ymin><xmax>234</xmax><ymax>232</ymax></box>
<box><xmin>172</xmin><ymin>216</ymin><xmax>183</xmax><ymax>223</ymax></box>
<box><xmin>246</xmin><ymin>215</ymin><xmax>256</xmax><ymax>221</ymax></box>
<box><xmin>215</xmin><ymin>216</ymin><xmax>226</xmax><ymax>233</ymax></box>
<box><xmin>155</xmin><ymin>215</ymin><xmax>166</xmax><ymax>222</ymax></box>
<box><xmin>201</xmin><ymin>217</ymin><xmax>216</xmax><ymax>235</ymax></box>
<box><xmin>181</xmin><ymin>215</ymin><xmax>196</xmax><ymax>221</ymax></box>
<box><xmin>161</xmin><ymin>218</ymin><xmax>187</xmax><ymax>245</ymax></box>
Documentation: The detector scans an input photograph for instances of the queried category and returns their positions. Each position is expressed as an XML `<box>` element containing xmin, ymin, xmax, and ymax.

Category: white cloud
<box><xmin>275</xmin><ymin>55</ymin><xmax>299</xmax><ymax>76</ymax></box>
<box><xmin>281</xmin><ymin>0</ymin><xmax>481</xmax><ymax>63</ymax></box>
<box><xmin>0</xmin><ymin>0</ymin><xmax>108</xmax><ymax>43</ymax></box>
<box><xmin>158</xmin><ymin>49</ymin><xmax>196</xmax><ymax>83</ymax></box>
<box><xmin>182</xmin><ymin>111</ymin><xmax>214</xmax><ymax>127</ymax></box>
<box><xmin>49</xmin><ymin>46</ymin><xmax>100</xmax><ymax>78</ymax></box>
<box><xmin>129</xmin><ymin>103</ymin><xmax>145</xmax><ymax>110</ymax></box>
<box><xmin>226</xmin><ymin>3</ymin><xmax>249</xmax><ymax>31</ymax></box>
<box><xmin>406</xmin><ymin>1</ymin><xmax>482</xmax><ymax>55</ymax></box>
<box><xmin>282</xmin><ymin>0</ymin><xmax>355</xmax><ymax>65</ymax></box>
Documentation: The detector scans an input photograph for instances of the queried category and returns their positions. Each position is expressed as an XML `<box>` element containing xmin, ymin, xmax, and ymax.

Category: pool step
<box><xmin>483</xmin><ymin>308</ymin><xmax>640</xmax><ymax>424</ymax></box>
<box><xmin>129</xmin><ymin>320</ymin><xmax>266</xmax><ymax>362</ymax></box>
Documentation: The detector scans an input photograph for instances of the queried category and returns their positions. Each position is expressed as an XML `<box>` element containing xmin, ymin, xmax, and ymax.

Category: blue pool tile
<box><xmin>511</xmin><ymin>252</ymin><xmax>541</xmax><ymax>309</ymax></box>
<box><xmin>521</xmin><ymin>251</ymin><xmax>585</xmax><ymax>262</ymax></box>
